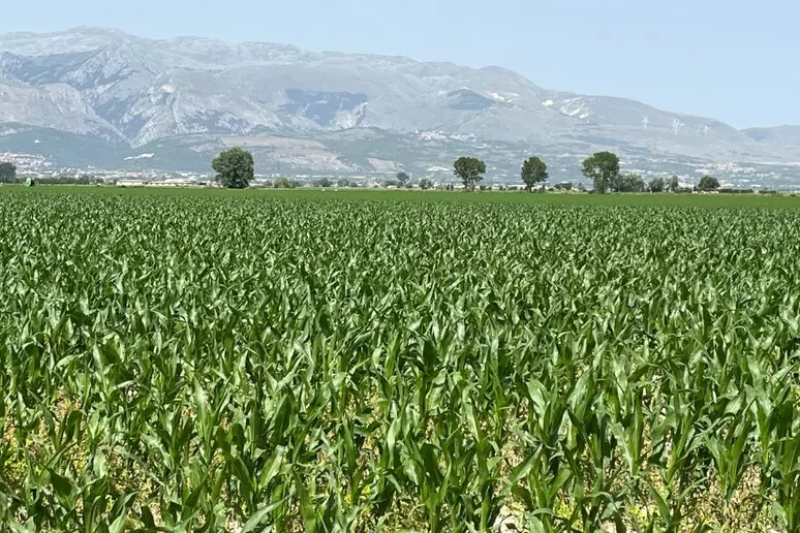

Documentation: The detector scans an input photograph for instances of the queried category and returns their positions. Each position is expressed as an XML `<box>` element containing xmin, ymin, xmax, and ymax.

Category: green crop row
<box><xmin>0</xmin><ymin>189</ymin><xmax>798</xmax><ymax>531</ymax></box>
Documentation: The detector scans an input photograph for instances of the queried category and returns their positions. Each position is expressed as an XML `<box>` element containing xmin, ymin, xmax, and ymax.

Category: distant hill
<box><xmin>0</xmin><ymin>27</ymin><xmax>799</xmax><ymax>184</ymax></box>
<box><xmin>743</xmin><ymin>126</ymin><xmax>800</xmax><ymax>146</ymax></box>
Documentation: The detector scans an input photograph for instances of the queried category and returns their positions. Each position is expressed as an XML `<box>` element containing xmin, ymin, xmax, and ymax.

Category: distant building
<box><xmin>153</xmin><ymin>178</ymin><xmax>196</xmax><ymax>187</ymax></box>
<box><xmin>117</xmin><ymin>179</ymin><xmax>148</xmax><ymax>187</ymax></box>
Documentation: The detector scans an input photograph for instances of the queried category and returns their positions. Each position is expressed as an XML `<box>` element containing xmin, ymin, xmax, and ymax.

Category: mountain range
<box><xmin>0</xmin><ymin>27</ymin><xmax>798</xmax><ymax>184</ymax></box>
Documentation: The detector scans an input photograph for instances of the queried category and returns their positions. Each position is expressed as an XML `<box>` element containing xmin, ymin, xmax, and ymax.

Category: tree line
<box><xmin>452</xmin><ymin>152</ymin><xmax>721</xmax><ymax>193</ymax></box>
<box><xmin>212</xmin><ymin>147</ymin><xmax>722</xmax><ymax>192</ymax></box>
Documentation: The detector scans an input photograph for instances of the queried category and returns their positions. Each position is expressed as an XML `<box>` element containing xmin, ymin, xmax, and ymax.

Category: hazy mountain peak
<box><xmin>65</xmin><ymin>26</ymin><xmax>131</xmax><ymax>36</ymax></box>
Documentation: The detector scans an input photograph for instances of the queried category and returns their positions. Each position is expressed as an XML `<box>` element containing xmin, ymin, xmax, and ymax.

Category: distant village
<box><xmin>114</xmin><ymin>176</ymin><xmax>535</xmax><ymax>191</ymax></box>
<box><xmin>0</xmin><ymin>150</ymin><xmax>540</xmax><ymax>190</ymax></box>
<box><xmin>1</xmin><ymin>149</ymin><xmax>798</xmax><ymax>192</ymax></box>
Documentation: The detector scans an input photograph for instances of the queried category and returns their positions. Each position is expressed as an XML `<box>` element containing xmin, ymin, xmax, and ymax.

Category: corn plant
<box><xmin>0</xmin><ymin>188</ymin><xmax>798</xmax><ymax>531</ymax></box>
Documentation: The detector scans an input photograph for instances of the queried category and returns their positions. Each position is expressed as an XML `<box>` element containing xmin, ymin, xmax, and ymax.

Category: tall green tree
<box><xmin>418</xmin><ymin>178</ymin><xmax>434</xmax><ymax>190</ymax></box>
<box><xmin>668</xmin><ymin>176</ymin><xmax>680</xmax><ymax>192</ymax></box>
<box><xmin>273</xmin><ymin>176</ymin><xmax>294</xmax><ymax>189</ymax></box>
<box><xmin>649</xmin><ymin>177</ymin><xmax>665</xmax><ymax>193</ymax></box>
<box><xmin>614</xmin><ymin>173</ymin><xmax>645</xmax><ymax>193</ymax></box>
<box><xmin>521</xmin><ymin>157</ymin><xmax>548</xmax><ymax>192</ymax></box>
<box><xmin>396</xmin><ymin>172</ymin><xmax>410</xmax><ymax>188</ymax></box>
<box><xmin>581</xmin><ymin>152</ymin><xmax>619</xmax><ymax>194</ymax></box>
<box><xmin>453</xmin><ymin>157</ymin><xmax>487</xmax><ymax>190</ymax></box>
<box><xmin>212</xmin><ymin>148</ymin><xmax>254</xmax><ymax>189</ymax></box>
<box><xmin>0</xmin><ymin>162</ymin><xmax>16</xmax><ymax>184</ymax></box>
<box><xmin>697</xmin><ymin>175</ymin><xmax>721</xmax><ymax>192</ymax></box>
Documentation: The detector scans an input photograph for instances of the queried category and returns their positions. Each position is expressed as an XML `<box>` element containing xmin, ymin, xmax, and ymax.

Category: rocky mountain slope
<box><xmin>743</xmin><ymin>126</ymin><xmax>800</xmax><ymax>147</ymax></box>
<box><xmin>0</xmin><ymin>27</ymin><xmax>798</xmax><ymax>183</ymax></box>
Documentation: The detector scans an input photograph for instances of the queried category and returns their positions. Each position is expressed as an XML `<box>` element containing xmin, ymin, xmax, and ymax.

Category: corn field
<box><xmin>1</xmin><ymin>189</ymin><xmax>799</xmax><ymax>532</ymax></box>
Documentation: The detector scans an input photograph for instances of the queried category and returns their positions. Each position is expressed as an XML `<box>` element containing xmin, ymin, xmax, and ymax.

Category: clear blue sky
<box><xmin>1</xmin><ymin>0</ymin><xmax>797</xmax><ymax>128</ymax></box>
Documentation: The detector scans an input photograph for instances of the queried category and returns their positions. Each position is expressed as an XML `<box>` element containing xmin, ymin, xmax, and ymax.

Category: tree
<box><xmin>554</xmin><ymin>181</ymin><xmax>573</xmax><ymax>191</ymax></box>
<box><xmin>521</xmin><ymin>156</ymin><xmax>548</xmax><ymax>192</ymax></box>
<box><xmin>453</xmin><ymin>157</ymin><xmax>486</xmax><ymax>190</ymax></box>
<box><xmin>0</xmin><ymin>162</ymin><xmax>17</xmax><ymax>184</ymax></box>
<box><xmin>273</xmin><ymin>176</ymin><xmax>295</xmax><ymax>189</ymax></box>
<box><xmin>396</xmin><ymin>172</ymin><xmax>410</xmax><ymax>188</ymax></box>
<box><xmin>212</xmin><ymin>147</ymin><xmax>254</xmax><ymax>189</ymax></box>
<box><xmin>668</xmin><ymin>176</ymin><xmax>680</xmax><ymax>193</ymax></box>
<box><xmin>649</xmin><ymin>177</ymin><xmax>665</xmax><ymax>193</ymax></box>
<box><xmin>581</xmin><ymin>152</ymin><xmax>619</xmax><ymax>194</ymax></box>
<box><xmin>615</xmin><ymin>173</ymin><xmax>645</xmax><ymax>193</ymax></box>
<box><xmin>418</xmin><ymin>178</ymin><xmax>434</xmax><ymax>190</ymax></box>
<box><xmin>337</xmin><ymin>178</ymin><xmax>350</xmax><ymax>188</ymax></box>
<box><xmin>314</xmin><ymin>178</ymin><xmax>333</xmax><ymax>188</ymax></box>
<box><xmin>697</xmin><ymin>175</ymin><xmax>721</xmax><ymax>192</ymax></box>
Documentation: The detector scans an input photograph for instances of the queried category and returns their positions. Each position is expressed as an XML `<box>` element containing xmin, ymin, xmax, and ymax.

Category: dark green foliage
<box><xmin>0</xmin><ymin>162</ymin><xmax>16</xmax><ymax>184</ymax></box>
<box><xmin>212</xmin><ymin>147</ymin><xmax>254</xmax><ymax>189</ymax></box>
<box><xmin>669</xmin><ymin>176</ymin><xmax>680</xmax><ymax>192</ymax></box>
<box><xmin>614</xmin><ymin>173</ymin><xmax>646</xmax><ymax>193</ymax></box>
<box><xmin>581</xmin><ymin>152</ymin><xmax>620</xmax><ymax>194</ymax></box>
<box><xmin>719</xmin><ymin>188</ymin><xmax>755</xmax><ymax>194</ymax></box>
<box><xmin>273</xmin><ymin>176</ymin><xmax>296</xmax><ymax>189</ymax></box>
<box><xmin>41</xmin><ymin>174</ymin><xmax>104</xmax><ymax>185</ymax></box>
<box><xmin>649</xmin><ymin>177</ymin><xmax>665</xmax><ymax>193</ymax></box>
<box><xmin>396</xmin><ymin>172</ymin><xmax>410</xmax><ymax>187</ymax></box>
<box><xmin>698</xmin><ymin>175</ymin><xmax>721</xmax><ymax>191</ymax></box>
<box><xmin>418</xmin><ymin>178</ymin><xmax>434</xmax><ymax>190</ymax></box>
<box><xmin>453</xmin><ymin>157</ymin><xmax>487</xmax><ymax>190</ymax></box>
<box><xmin>521</xmin><ymin>156</ymin><xmax>548</xmax><ymax>191</ymax></box>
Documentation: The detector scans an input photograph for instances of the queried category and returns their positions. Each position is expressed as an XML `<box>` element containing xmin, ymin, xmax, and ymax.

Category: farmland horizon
<box><xmin>2</xmin><ymin>23</ymin><xmax>800</xmax><ymax>186</ymax></box>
